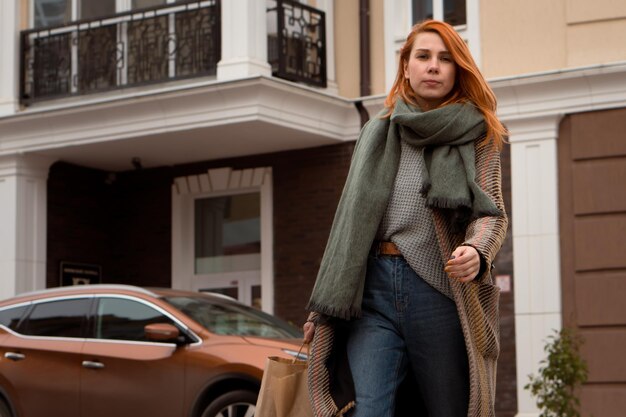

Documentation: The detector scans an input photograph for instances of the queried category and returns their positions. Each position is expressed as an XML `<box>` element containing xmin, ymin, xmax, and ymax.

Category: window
<box><xmin>79</xmin><ymin>0</ymin><xmax>115</xmax><ymax>20</ymax></box>
<box><xmin>195</xmin><ymin>193</ymin><xmax>261</xmax><ymax>275</ymax></box>
<box><xmin>412</xmin><ymin>0</ymin><xmax>433</xmax><ymax>22</ymax></box>
<box><xmin>32</xmin><ymin>0</ymin><xmax>181</xmax><ymax>28</ymax></box>
<box><xmin>412</xmin><ymin>0</ymin><xmax>466</xmax><ymax>27</ymax></box>
<box><xmin>95</xmin><ymin>298</ymin><xmax>175</xmax><ymax>342</ymax></box>
<box><xmin>0</xmin><ymin>306</ymin><xmax>28</xmax><ymax>331</ymax></box>
<box><xmin>34</xmin><ymin>0</ymin><xmax>71</xmax><ymax>28</ymax></box>
<box><xmin>21</xmin><ymin>299</ymin><xmax>91</xmax><ymax>338</ymax></box>
<box><xmin>132</xmin><ymin>0</ymin><xmax>167</xmax><ymax>9</ymax></box>
<box><xmin>164</xmin><ymin>295</ymin><xmax>300</xmax><ymax>338</ymax></box>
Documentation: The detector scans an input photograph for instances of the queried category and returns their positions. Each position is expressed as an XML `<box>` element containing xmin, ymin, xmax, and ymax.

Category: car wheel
<box><xmin>0</xmin><ymin>399</ymin><xmax>12</xmax><ymax>417</ymax></box>
<box><xmin>200</xmin><ymin>390</ymin><xmax>257</xmax><ymax>417</ymax></box>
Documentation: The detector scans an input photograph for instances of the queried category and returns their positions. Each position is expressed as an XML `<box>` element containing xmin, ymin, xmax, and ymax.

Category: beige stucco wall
<box><xmin>21</xmin><ymin>0</ymin><xmax>29</xmax><ymax>29</ymax></box>
<box><xmin>480</xmin><ymin>0</ymin><xmax>567</xmax><ymax>78</ymax></box>
<box><xmin>369</xmin><ymin>0</ymin><xmax>386</xmax><ymax>96</ymax></box>
<box><xmin>481</xmin><ymin>0</ymin><xmax>626</xmax><ymax>78</ymax></box>
<box><xmin>566</xmin><ymin>19</ymin><xmax>626</xmax><ymax>67</ymax></box>
<box><xmin>334</xmin><ymin>0</ymin><xmax>360</xmax><ymax>98</ymax></box>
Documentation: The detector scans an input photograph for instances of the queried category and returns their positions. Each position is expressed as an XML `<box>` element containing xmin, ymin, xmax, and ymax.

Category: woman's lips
<box><xmin>423</xmin><ymin>80</ymin><xmax>440</xmax><ymax>86</ymax></box>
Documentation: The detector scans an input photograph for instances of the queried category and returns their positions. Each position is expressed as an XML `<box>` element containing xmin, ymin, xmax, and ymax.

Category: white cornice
<box><xmin>492</xmin><ymin>61</ymin><xmax>626</xmax><ymax>123</ymax></box>
<box><xmin>2</xmin><ymin>62</ymin><xmax>625</xmax><ymax>170</ymax></box>
<box><xmin>0</xmin><ymin>76</ymin><xmax>361</xmax><ymax>170</ymax></box>
<box><xmin>0</xmin><ymin>154</ymin><xmax>54</xmax><ymax>179</ymax></box>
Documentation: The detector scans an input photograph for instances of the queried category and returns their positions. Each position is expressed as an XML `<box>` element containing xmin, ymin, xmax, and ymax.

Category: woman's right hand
<box><xmin>303</xmin><ymin>320</ymin><xmax>315</xmax><ymax>344</ymax></box>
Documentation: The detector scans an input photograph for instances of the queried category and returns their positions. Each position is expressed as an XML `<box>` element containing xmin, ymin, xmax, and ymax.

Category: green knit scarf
<box><xmin>306</xmin><ymin>99</ymin><xmax>502</xmax><ymax>320</ymax></box>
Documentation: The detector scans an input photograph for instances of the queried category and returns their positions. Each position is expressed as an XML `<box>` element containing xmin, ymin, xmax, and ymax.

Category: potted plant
<box><xmin>525</xmin><ymin>328</ymin><xmax>589</xmax><ymax>417</ymax></box>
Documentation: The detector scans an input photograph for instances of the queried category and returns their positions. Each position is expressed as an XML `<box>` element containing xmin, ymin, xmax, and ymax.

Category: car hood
<box><xmin>242</xmin><ymin>336</ymin><xmax>303</xmax><ymax>349</ymax></box>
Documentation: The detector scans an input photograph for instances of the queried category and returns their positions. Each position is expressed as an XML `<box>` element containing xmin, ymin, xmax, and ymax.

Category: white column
<box><xmin>465</xmin><ymin>0</ymin><xmax>482</xmax><ymax>68</ymax></box>
<box><xmin>508</xmin><ymin>115</ymin><xmax>563</xmax><ymax>417</ymax></box>
<box><xmin>0</xmin><ymin>155</ymin><xmax>54</xmax><ymax>298</ymax></box>
<box><xmin>0</xmin><ymin>0</ymin><xmax>20</xmax><ymax>116</ymax></box>
<box><xmin>217</xmin><ymin>0</ymin><xmax>272</xmax><ymax>80</ymax></box>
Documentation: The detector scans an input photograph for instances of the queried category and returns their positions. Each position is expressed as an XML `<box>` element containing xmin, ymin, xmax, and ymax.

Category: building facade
<box><xmin>478</xmin><ymin>1</ymin><xmax>626</xmax><ymax>416</ymax></box>
<box><xmin>1</xmin><ymin>1</ymin><xmax>625</xmax><ymax>416</ymax></box>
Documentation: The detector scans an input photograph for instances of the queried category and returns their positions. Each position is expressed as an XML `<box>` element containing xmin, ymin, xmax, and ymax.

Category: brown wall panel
<box><xmin>579</xmin><ymin>329</ymin><xmax>626</xmax><ymax>382</ymax></box>
<box><xmin>572</xmin><ymin>159</ymin><xmax>626</xmax><ymax>214</ymax></box>
<box><xmin>574</xmin><ymin>215</ymin><xmax>626</xmax><ymax>271</ymax></box>
<box><xmin>580</xmin><ymin>385</ymin><xmax>626</xmax><ymax>417</ymax></box>
<box><xmin>560</xmin><ymin>109</ymin><xmax>626</xmax><ymax>417</ymax></box>
<box><xmin>570</xmin><ymin>108</ymin><xmax>626</xmax><ymax>160</ymax></box>
<box><xmin>575</xmin><ymin>272</ymin><xmax>626</xmax><ymax>326</ymax></box>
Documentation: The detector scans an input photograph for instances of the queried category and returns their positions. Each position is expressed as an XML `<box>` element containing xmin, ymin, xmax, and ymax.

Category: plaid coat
<box><xmin>307</xmin><ymin>137</ymin><xmax>508</xmax><ymax>417</ymax></box>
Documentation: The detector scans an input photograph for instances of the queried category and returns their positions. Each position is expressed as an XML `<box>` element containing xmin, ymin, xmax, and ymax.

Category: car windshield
<box><xmin>163</xmin><ymin>295</ymin><xmax>302</xmax><ymax>339</ymax></box>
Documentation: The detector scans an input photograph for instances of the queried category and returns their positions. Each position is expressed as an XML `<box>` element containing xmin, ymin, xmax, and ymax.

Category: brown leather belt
<box><xmin>376</xmin><ymin>241</ymin><xmax>402</xmax><ymax>256</ymax></box>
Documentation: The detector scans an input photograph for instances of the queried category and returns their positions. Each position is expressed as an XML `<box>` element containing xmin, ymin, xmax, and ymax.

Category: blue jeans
<box><xmin>346</xmin><ymin>252</ymin><xmax>469</xmax><ymax>417</ymax></box>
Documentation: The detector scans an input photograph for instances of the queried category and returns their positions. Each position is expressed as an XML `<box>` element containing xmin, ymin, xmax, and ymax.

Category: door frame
<box><xmin>171</xmin><ymin>167</ymin><xmax>274</xmax><ymax>313</ymax></box>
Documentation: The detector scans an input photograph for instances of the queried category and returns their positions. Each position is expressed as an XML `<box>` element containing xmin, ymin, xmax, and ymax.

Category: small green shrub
<box><xmin>525</xmin><ymin>328</ymin><xmax>588</xmax><ymax>417</ymax></box>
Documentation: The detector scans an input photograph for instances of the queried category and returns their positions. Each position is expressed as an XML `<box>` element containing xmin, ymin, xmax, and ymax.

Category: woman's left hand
<box><xmin>445</xmin><ymin>245</ymin><xmax>480</xmax><ymax>283</ymax></box>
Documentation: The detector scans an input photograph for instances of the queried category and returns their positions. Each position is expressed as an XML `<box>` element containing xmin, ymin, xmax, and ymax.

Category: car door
<box><xmin>80</xmin><ymin>295</ymin><xmax>186</xmax><ymax>417</ymax></box>
<box><xmin>0</xmin><ymin>297</ymin><xmax>91</xmax><ymax>417</ymax></box>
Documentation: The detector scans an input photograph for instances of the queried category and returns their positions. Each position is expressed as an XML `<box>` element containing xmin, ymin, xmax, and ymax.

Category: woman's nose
<box><xmin>427</xmin><ymin>58</ymin><xmax>440</xmax><ymax>72</ymax></box>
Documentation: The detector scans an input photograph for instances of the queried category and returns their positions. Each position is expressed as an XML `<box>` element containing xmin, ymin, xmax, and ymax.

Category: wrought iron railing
<box><xmin>267</xmin><ymin>0</ymin><xmax>327</xmax><ymax>88</ymax></box>
<box><xmin>20</xmin><ymin>0</ymin><xmax>220</xmax><ymax>105</ymax></box>
<box><xmin>19</xmin><ymin>0</ymin><xmax>327</xmax><ymax>105</ymax></box>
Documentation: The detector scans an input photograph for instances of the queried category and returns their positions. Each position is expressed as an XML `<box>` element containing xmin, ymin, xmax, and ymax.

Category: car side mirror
<box><xmin>144</xmin><ymin>323</ymin><xmax>181</xmax><ymax>343</ymax></box>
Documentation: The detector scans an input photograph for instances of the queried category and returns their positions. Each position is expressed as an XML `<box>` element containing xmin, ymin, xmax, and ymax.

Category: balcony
<box><xmin>19</xmin><ymin>0</ymin><xmax>326</xmax><ymax>105</ymax></box>
<box><xmin>267</xmin><ymin>0</ymin><xmax>326</xmax><ymax>88</ymax></box>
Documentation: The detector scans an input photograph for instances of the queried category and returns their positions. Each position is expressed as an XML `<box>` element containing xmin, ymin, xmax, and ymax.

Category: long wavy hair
<box><xmin>385</xmin><ymin>20</ymin><xmax>507</xmax><ymax>148</ymax></box>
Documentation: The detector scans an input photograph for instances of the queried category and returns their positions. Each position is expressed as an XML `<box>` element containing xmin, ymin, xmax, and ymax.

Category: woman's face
<box><xmin>403</xmin><ymin>31</ymin><xmax>456</xmax><ymax>111</ymax></box>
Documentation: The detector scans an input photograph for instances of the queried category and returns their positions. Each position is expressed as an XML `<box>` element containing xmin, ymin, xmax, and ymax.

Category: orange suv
<box><xmin>0</xmin><ymin>285</ymin><xmax>304</xmax><ymax>417</ymax></box>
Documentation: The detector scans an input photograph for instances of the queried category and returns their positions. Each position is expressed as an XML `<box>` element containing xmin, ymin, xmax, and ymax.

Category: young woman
<box><xmin>303</xmin><ymin>19</ymin><xmax>508</xmax><ymax>417</ymax></box>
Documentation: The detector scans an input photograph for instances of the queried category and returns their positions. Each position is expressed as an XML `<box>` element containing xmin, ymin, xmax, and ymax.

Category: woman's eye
<box><xmin>417</xmin><ymin>54</ymin><xmax>428</xmax><ymax>60</ymax></box>
<box><xmin>441</xmin><ymin>56</ymin><xmax>453</xmax><ymax>62</ymax></box>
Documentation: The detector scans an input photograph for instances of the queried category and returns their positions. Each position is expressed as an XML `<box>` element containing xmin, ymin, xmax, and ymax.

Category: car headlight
<box><xmin>282</xmin><ymin>348</ymin><xmax>308</xmax><ymax>361</ymax></box>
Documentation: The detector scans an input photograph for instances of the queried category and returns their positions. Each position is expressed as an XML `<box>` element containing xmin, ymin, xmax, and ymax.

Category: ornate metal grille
<box><xmin>127</xmin><ymin>15</ymin><xmax>170</xmax><ymax>85</ymax></box>
<box><xmin>20</xmin><ymin>0</ymin><xmax>220</xmax><ymax>105</ymax></box>
<box><xmin>77</xmin><ymin>25</ymin><xmax>117</xmax><ymax>93</ymax></box>
<box><xmin>175</xmin><ymin>7</ymin><xmax>219</xmax><ymax>77</ymax></box>
<box><xmin>32</xmin><ymin>32</ymin><xmax>72</xmax><ymax>98</ymax></box>
<box><xmin>267</xmin><ymin>0</ymin><xmax>327</xmax><ymax>88</ymax></box>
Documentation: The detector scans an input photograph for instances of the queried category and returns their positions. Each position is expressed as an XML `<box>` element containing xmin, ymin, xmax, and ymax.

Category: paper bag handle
<box><xmin>292</xmin><ymin>342</ymin><xmax>310</xmax><ymax>364</ymax></box>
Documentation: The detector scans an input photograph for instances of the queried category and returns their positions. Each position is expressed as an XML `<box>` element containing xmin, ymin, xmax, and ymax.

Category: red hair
<box><xmin>384</xmin><ymin>20</ymin><xmax>507</xmax><ymax>148</ymax></box>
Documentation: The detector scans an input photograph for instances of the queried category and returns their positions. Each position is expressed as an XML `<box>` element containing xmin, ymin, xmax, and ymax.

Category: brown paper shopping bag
<box><xmin>255</xmin><ymin>346</ymin><xmax>313</xmax><ymax>417</ymax></box>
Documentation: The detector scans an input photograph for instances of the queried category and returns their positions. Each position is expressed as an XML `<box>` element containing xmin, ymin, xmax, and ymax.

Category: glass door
<box><xmin>193</xmin><ymin>192</ymin><xmax>262</xmax><ymax>308</ymax></box>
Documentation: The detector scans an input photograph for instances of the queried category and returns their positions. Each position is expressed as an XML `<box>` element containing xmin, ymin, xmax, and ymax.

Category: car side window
<box><xmin>0</xmin><ymin>305</ymin><xmax>28</xmax><ymax>331</ymax></box>
<box><xmin>20</xmin><ymin>298</ymin><xmax>91</xmax><ymax>338</ymax></box>
<box><xmin>96</xmin><ymin>297</ymin><xmax>175</xmax><ymax>343</ymax></box>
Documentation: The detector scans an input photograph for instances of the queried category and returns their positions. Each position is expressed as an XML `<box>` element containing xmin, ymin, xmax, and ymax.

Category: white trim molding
<box><xmin>491</xmin><ymin>61</ymin><xmax>626</xmax><ymax>417</ymax></box>
<box><xmin>0</xmin><ymin>76</ymin><xmax>361</xmax><ymax>171</ymax></box>
<box><xmin>171</xmin><ymin>166</ymin><xmax>274</xmax><ymax>314</ymax></box>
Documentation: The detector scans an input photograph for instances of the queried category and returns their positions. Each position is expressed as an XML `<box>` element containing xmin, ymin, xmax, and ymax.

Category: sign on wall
<box><xmin>60</xmin><ymin>262</ymin><xmax>102</xmax><ymax>286</ymax></box>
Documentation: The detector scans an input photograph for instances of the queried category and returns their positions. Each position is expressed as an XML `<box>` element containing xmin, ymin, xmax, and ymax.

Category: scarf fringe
<box><xmin>425</xmin><ymin>196</ymin><xmax>472</xmax><ymax>210</ymax></box>
<box><xmin>306</xmin><ymin>301</ymin><xmax>361</xmax><ymax>321</ymax></box>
